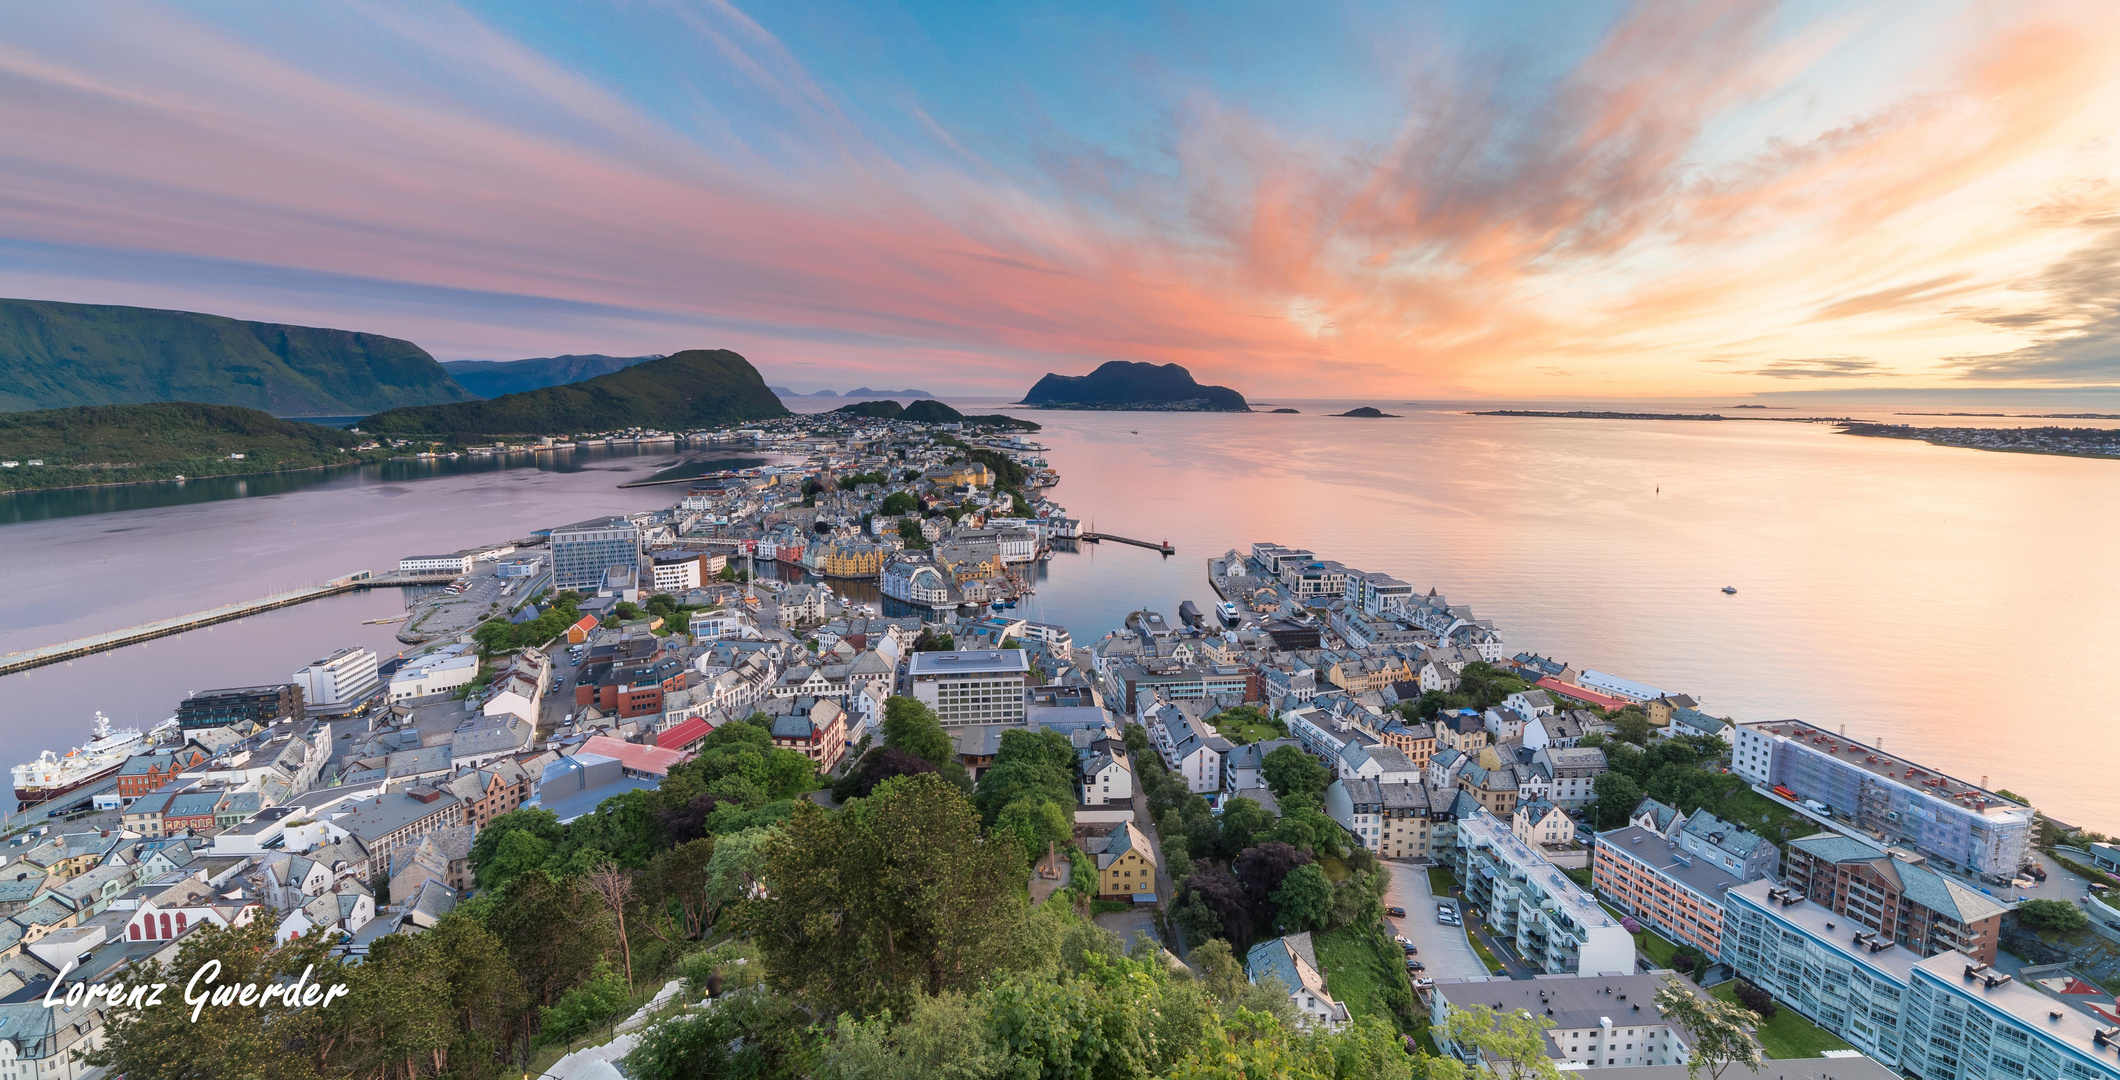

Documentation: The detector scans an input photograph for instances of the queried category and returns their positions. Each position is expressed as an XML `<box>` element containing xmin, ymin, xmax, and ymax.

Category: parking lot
<box><xmin>1380</xmin><ymin>860</ymin><xmax>1487</xmax><ymax>982</ymax></box>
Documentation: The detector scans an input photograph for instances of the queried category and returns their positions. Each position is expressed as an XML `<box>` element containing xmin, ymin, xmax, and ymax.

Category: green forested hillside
<box><xmin>360</xmin><ymin>349</ymin><xmax>790</xmax><ymax>436</ymax></box>
<box><xmin>441</xmin><ymin>354</ymin><xmax>663</xmax><ymax>398</ymax></box>
<box><xmin>0</xmin><ymin>402</ymin><xmax>373</xmax><ymax>491</ymax></box>
<box><xmin>0</xmin><ymin>298</ymin><xmax>473</xmax><ymax>414</ymax></box>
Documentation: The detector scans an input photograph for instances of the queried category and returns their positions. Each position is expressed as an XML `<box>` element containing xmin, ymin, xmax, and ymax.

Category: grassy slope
<box><xmin>0</xmin><ymin>402</ymin><xmax>370</xmax><ymax>491</ymax></box>
<box><xmin>361</xmin><ymin>349</ymin><xmax>790</xmax><ymax>437</ymax></box>
<box><xmin>1314</xmin><ymin>926</ymin><xmax>1409</xmax><ymax>1029</ymax></box>
<box><xmin>0</xmin><ymin>297</ymin><xmax>470</xmax><ymax>414</ymax></box>
<box><xmin>1709</xmin><ymin>983</ymin><xmax>1852</xmax><ymax>1058</ymax></box>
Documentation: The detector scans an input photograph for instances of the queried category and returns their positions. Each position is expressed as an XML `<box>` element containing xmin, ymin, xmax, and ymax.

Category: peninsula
<box><xmin>358</xmin><ymin>349</ymin><xmax>789</xmax><ymax>437</ymax></box>
<box><xmin>831</xmin><ymin>399</ymin><xmax>1041</xmax><ymax>431</ymax></box>
<box><xmin>1018</xmin><ymin>360</ymin><xmax>1248</xmax><ymax>412</ymax></box>
<box><xmin>0</xmin><ymin>297</ymin><xmax>472</xmax><ymax>415</ymax></box>
<box><xmin>0</xmin><ymin>402</ymin><xmax>380</xmax><ymax>492</ymax></box>
<box><xmin>1839</xmin><ymin>422</ymin><xmax>2120</xmax><ymax>459</ymax></box>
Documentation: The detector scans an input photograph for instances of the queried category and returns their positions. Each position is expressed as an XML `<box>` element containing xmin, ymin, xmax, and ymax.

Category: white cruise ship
<box><xmin>10</xmin><ymin>713</ymin><xmax>160</xmax><ymax>804</ymax></box>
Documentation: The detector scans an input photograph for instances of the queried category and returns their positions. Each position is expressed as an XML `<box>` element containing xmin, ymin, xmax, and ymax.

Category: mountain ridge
<box><xmin>0</xmin><ymin>297</ymin><xmax>472</xmax><ymax>415</ymax></box>
<box><xmin>360</xmin><ymin>349</ymin><xmax>790</xmax><ymax>436</ymax></box>
<box><xmin>442</xmin><ymin>354</ymin><xmax>663</xmax><ymax>398</ymax></box>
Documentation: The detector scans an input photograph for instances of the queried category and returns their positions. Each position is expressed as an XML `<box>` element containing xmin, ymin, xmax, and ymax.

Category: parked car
<box><xmin>1387</xmin><ymin>906</ymin><xmax>1406</xmax><ymax>918</ymax></box>
<box><xmin>1407</xmin><ymin>961</ymin><xmax>1425</xmax><ymax>971</ymax></box>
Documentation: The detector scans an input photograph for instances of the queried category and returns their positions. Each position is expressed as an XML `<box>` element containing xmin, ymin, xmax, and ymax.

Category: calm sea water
<box><xmin>2</xmin><ymin>401</ymin><xmax>2115</xmax><ymax>827</ymax></box>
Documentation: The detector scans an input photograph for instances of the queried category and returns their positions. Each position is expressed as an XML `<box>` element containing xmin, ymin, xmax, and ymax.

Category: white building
<box><xmin>397</xmin><ymin>553</ymin><xmax>474</xmax><ymax>575</ymax></box>
<box><xmin>1430</xmin><ymin>974</ymin><xmax>1696</xmax><ymax>1070</ymax></box>
<box><xmin>1247</xmin><ymin>932</ymin><xmax>1349</xmax><ymax>1029</ymax></box>
<box><xmin>650</xmin><ymin>551</ymin><xmax>707</xmax><ymax>593</ymax></box>
<box><xmin>909</xmin><ymin>650</ymin><xmax>1029</xmax><ymax>726</ymax></box>
<box><xmin>1146</xmin><ymin>699</ymin><xmax>1231</xmax><ymax>794</ymax></box>
<box><xmin>293</xmin><ymin>647</ymin><xmax>380</xmax><ymax>707</ymax></box>
<box><xmin>1447</xmin><ymin>809</ymin><xmax>1634</xmax><ymax>976</ymax></box>
<box><xmin>1577</xmin><ymin>669</ymin><xmax>1669</xmax><ymax>703</ymax></box>
<box><xmin>1081</xmin><ymin>747</ymin><xmax>1134</xmax><ymax>806</ymax></box>
<box><xmin>388</xmin><ymin>650</ymin><xmax>480</xmax><ymax>701</ymax></box>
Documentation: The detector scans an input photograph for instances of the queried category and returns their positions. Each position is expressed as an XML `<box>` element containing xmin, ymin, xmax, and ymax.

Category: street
<box><xmin>1379</xmin><ymin>859</ymin><xmax>1486</xmax><ymax>981</ymax></box>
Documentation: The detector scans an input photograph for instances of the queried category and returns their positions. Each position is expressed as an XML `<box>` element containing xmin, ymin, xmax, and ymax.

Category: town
<box><xmin>13</xmin><ymin>410</ymin><xmax>2120</xmax><ymax>1080</ymax></box>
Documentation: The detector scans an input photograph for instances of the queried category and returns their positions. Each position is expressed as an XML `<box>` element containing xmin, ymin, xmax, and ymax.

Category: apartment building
<box><xmin>175</xmin><ymin>683</ymin><xmax>304</xmax><ymax>730</ymax></box>
<box><xmin>1533</xmin><ymin>745</ymin><xmax>1608</xmax><ymax>808</ymax></box>
<box><xmin>1593</xmin><ymin>824</ymin><xmax>1744</xmax><ymax>957</ymax></box>
<box><xmin>1731</xmin><ymin>719</ymin><xmax>2031</xmax><ymax>880</ymax></box>
<box><xmin>1432</xmin><ymin>974</ymin><xmax>1697</xmax><ymax>1070</ymax></box>
<box><xmin>1720</xmin><ymin>878</ymin><xmax>2120</xmax><ymax>1080</ymax></box>
<box><xmin>397</xmin><ymin>553</ymin><xmax>475</xmax><ymax>575</ymax></box>
<box><xmin>1781</xmin><ymin>833</ymin><xmax>2008</xmax><ymax>964</ymax></box>
<box><xmin>909</xmin><ymin>649</ymin><xmax>1029</xmax><ymax>726</ymax></box>
<box><xmin>1326</xmin><ymin>778</ymin><xmax>1433</xmax><ymax>858</ymax></box>
<box><xmin>550</xmin><ymin>516</ymin><xmax>643</xmax><ymax>591</ymax></box>
<box><xmin>1447</xmin><ymin>809</ymin><xmax>1635</xmax><ymax>976</ymax></box>
<box><xmin>1674</xmin><ymin>809</ymin><xmax>1781</xmax><ymax>880</ymax></box>
<box><xmin>292</xmin><ymin>646</ymin><xmax>379</xmax><ymax>707</ymax></box>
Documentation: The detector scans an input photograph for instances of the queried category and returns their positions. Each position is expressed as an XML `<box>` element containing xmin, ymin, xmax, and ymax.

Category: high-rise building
<box><xmin>175</xmin><ymin>684</ymin><xmax>305</xmax><ymax>729</ymax></box>
<box><xmin>1730</xmin><ymin>719</ymin><xmax>2032</xmax><ymax>880</ymax></box>
<box><xmin>549</xmin><ymin>517</ymin><xmax>642</xmax><ymax>591</ymax></box>
<box><xmin>1781</xmin><ymin>832</ymin><xmax>2009</xmax><ymax>963</ymax></box>
<box><xmin>293</xmin><ymin>647</ymin><xmax>379</xmax><ymax>707</ymax></box>
<box><xmin>908</xmin><ymin>650</ymin><xmax>1029</xmax><ymax>726</ymax></box>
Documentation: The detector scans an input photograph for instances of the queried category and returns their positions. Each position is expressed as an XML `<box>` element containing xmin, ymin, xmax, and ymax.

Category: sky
<box><xmin>1</xmin><ymin>1</ymin><xmax>2118</xmax><ymax>398</ymax></box>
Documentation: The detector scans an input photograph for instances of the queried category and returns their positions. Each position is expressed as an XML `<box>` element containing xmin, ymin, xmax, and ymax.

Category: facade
<box><xmin>1431</xmin><ymin>974</ymin><xmax>1696</xmax><ymax>1070</ymax></box>
<box><xmin>1730</xmin><ymin>719</ymin><xmax>2032</xmax><ymax>880</ymax></box>
<box><xmin>387</xmin><ymin>650</ymin><xmax>480</xmax><ymax>701</ymax></box>
<box><xmin>1592</xmin><ymin>824</ymin><xmax>1744</xmax><ymax>958</ymax></box>
<box><xmin>1674</xmin><ymin>809</ymin><xmax>1780</xmax><ymax>880</ymax></box>
<box><xmin>1534</xmin><ymin>745</ymin><xmax>1608</xmax><ymax>808</ymax></box>
<box><xmin>1093</xmin><ymin>822</ymin><xmax>1158</xmax><ymax>900</ymax></box>
<box><xmin>397</xmin><ymin>553</ymin><xmax>474</xmax><ymax>575</ymax></box>
<box><xmin>1514</xmin><ymin>798</ymin><xmax>1574</xmax><ymax>848</ymax></box>
<box><xmin>1781</xmin><ymin>833</ymin><xmax>2008</xmax><ymax>964</ymax></box>
<box><xmin>770</xmin><ymin>699</ymin><xmax>849</xmax><ymax>774</ymax></box>
<box><xmin>175</xmin><ymin>683</ymin><xmax>304</xmax><ymax>729</ymax></box>
<box><xmin>1326</xmin><ymin>778</ymin><xmax>1433</xmax><ymax>859</ymax></box>
<box><xmin>908</xmin><ymin>650</ymin><xmax>1030</xmax><ymax>726</ymax></box>
<box><xmin>649</xmin><ymin>550</ymin><xmax>707</xmax><ymax>592</ymax></box>
<box><xmin>550</xmin><ymin>517</ymin><xmax>643</xmax><ymax>591</ymax></box>
<box><xmin>1081</xmin><ymin>747</ymin><xmax>1134</xmax><ymax>807</ymax></box>
<box><xmin>293</xmin><ymin>646</ymin><xmax>380</xmax><ymax>707</ymax></box>
<box><xmin>1145</xmin><ymin>700</ymin><xmax>1232</xmax><ymax>794</ymax></box>
<box><xmin>1720</xmin><ymin>879</ymin><xmax>1918</xmax><ymax>1067</ymax></box>
<box><xmin>1447</xmin><ymin>809</ymin><xmax>1635</xmax><ymax>975</ymax></box>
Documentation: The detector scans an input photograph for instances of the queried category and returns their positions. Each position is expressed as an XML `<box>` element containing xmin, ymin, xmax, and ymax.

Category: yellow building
<box><xmin>940</xmin><ymin>461</ymin><xmax>995</xmax><ymax>487</ymax></box>
<box><xmin>1327</xmin><ymin>656</ymin><xmax>1412</xmax><ymax>694</ymax></box>
<box><xmin>819</xmin><ymin>543</ymin><xmax>888</xmax><ymax>579</ymax></box>
<box><xmin>1095</xmin><ymin>822</ymin><xmax>1159</xmax><ymax>900</ymax></box>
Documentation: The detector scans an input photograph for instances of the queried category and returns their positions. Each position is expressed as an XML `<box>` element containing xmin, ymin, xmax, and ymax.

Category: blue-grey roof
<box><xmin>1681</xmin><ymin>809</ymin><xmax>1771</xmax><ymax>858</ymax></box>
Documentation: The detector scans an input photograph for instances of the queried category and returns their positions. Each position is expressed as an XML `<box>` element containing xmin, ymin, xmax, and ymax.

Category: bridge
<box><xmin>1080</xmin><ymin>533</ymin><xmax>1174</xmax><ymax>556</ymax></box>
<box><xmin>0</xmin><ymin>570</ymin><xmax>456</xmax><ymax>677</ymax></box>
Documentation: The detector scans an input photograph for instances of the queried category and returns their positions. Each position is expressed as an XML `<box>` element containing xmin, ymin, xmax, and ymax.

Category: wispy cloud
<box><xmin>0</xmin><ymin>1</ymin><xmax>2114</xmax><ymax>394</ymax></box>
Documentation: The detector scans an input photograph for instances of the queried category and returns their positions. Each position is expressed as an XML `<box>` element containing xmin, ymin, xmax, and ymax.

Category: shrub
<box><xmin>2019</xmin><ymin>898</ymin><xmax>2091</xmax><ymax>934</ymax></box>
<box><xmin>1733</xmin><ymin>979</ymin><xmax>1778</xmax><ymax>1019</ymax></box>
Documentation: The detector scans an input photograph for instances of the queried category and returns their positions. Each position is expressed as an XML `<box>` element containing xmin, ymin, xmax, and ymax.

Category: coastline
<box><xmin>0</xmin><ymin>458</ymin><xmax>378</xmax><ymax>497</ymax></box>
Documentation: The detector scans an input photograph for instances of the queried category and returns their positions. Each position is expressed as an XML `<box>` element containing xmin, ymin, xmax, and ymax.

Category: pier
<box><xmin>0</xmin><ymin>570</ymin><xmax>450</xmax><ymax>677</ymax></box>
<box><xmin>1080</xmin><ymin>532</ymin><xmax>1175</xmax><ymax>555</ymax></box>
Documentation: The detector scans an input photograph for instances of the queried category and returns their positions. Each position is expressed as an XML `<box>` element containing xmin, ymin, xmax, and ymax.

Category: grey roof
<box><xmin>1596</xmin><ymin>824</ymin><xmax>1746</xmax><ymax>901</ymax></box>
<box><xmin>1785</xmin><ymin>832</ymin><xmax>2009</xmax><ymax>924</ymax></box>
<box><xmin>1670</xmin><ymin>707</ymin><xmax>1728</xmax><ymax>734</ymax></box>
<box><xmin>1434</xmin><ymin>971</ymin><xmax>1701</xmax><ymax>1033</ymax></box>
<box><xmin>1631</xmin><ymin>797</ymin><xmax>1681</xmax><ymax>833</ymax></box>
<box><xmin>1564</xmin><ymin>1058</ymin><xmax>1897</xmax><ymax>1080</ymax></box>
<box><xmin>908</xmin><ymin>650</ymin><xmax>1029</xmax><ymax>677</ymax></box>
<box><xmin>1679</xmin><ymin>809</ymin><xmax>1772</xmax><ymax>859</ymax></box>
<box><xmin>1245</xmin><ymin>931</ymin><xmax>1320</xmax><ymax>993</ymax></box>
<box><xmin>1538</xmin><ymin>746</ymin><xmax>1608</xmax><ymax>773</ymax></box>
<box><xmin>1341</xmin><ymin>778</ymin><xmax>1430</xmax><ymax>813</ymax></box>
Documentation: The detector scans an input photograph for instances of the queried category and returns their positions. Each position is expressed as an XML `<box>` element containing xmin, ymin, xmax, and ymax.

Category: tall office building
<box><xmin>293</xmin><ymin>647</ymin><xmax>380</xmax><ymax>707</ymax></box>
<box><xmin>908</xmin><ymin>650</ymin><xmax>1029</xmax><ymax>726</ymax></box>
<box><xmin>550</xmin><ymin>517</ymin><xmax>643</xmax><ymax>591</ymax></box>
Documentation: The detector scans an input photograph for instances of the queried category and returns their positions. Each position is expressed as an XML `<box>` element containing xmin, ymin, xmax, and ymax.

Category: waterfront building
<box><xmin>1593</xmin><ymin>824</ymin><xmax>1743</xmax><ymax>958</ymax></box>
<box><xmin>1578</xmin><ymin>670</ymin><xmax>1670</xmax><ymax>703</ymax></box>
<box><xmin>1780</xmin><ymin>832</ymin><xmax>2008</xmax><ymax>964</ymax></box>
<box><xmin>881</xmin><ymin>558</ymin><xmax>950</xmax><ymax>606</ymax></box>
<box><xmin>1446</xmin><ymin>808</ymin><xmax>1635</xmax><ymax>976</ymax></box>
<box><xmin>396</xmin><ymin>553</ymin><xmax>474</xmax><ymax>575</ymax></box>
<box><xmin>550</xmin><ymin>517</ymin><xmax>643</xmax><ymax>591</ymax></box>
<box><xmin>1719</xmin><ymin>879</ymin><xmax>1917</xmax><ymax>1066</ymax></box>
<box><xmin>387</xmin><ymin>650</ymin><xmax>479</xmax><ymax>701</ymax></box>
<box><xmin>908</xmin><ymin>650</ymin><xmax>1029</xmax><ymax>726</ymax></box>
<box><xmin>292</xmin><ymin>647</ymin><xmax>379</xmax><ymax>707</ymax></box>
<box><xmin>1430</xmin><ymin>973</ymin><xmax>1697</xmax><ymax>1069</ymax></box>
<box><xmin>175</xmin><ymin>683</ymin><xmax>304</xmax><ymax>730</ymax></box>
<box><xmin>1730</xmin><ymin>719</ymin><xmax>2032</xmax><ymax>879</ymax></box>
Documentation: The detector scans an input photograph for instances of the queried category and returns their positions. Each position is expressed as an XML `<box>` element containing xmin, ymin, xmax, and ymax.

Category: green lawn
<box><xmin>1714</xmin><ymin>787</ymin><xmax>1816</xmax><ymax>850</ymax></box>
<box><xmin>1316</xmin><ymin>852</ymin><xmax>1352</xmax><ymax>882</ymax></box>
<box><xmin>1314</xmin><ymin>927</ymin><xmax>1413</xmax><ymax>1032</ymax></box>
<box><xmin>1711</xmin><ymin>983</ymin><xmax>1852</xmax><ymax>1058</ymax></box>
<box><xmin>1090</xmin><ymin>899</ymin><xmax>1134</xmax><ymax>915</ymax></box>
<box><xmin>1212</xmin><ymin>719</ymin><xmax>1283</xmax><ymax>745</ymax></box>
<box><xmin>1428</xmin><ymin>866</ymin><xmax>1460</xmax><ymax>895</ymax></box>
<box><xmin>1466</xmin><ymin>927</ymin><xmax>1505</xmax><ymax>973</ymax></box>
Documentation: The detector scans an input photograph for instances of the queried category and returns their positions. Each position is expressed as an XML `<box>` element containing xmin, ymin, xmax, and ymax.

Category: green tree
<box><xmin>469</xmin><ymin>807</ymin><xmax>564</xmax><ymax>889</ymax></box>
<box><xmin>623</xmin><ymin>986</ymin><xmax>814</xmax><ymax>1080</ymax></box>
<box><xmin>1613</xmin><ymin>709</ymin><xmax>1654</xmax><ymax>746</ymax></box>
<box><xmin>883</xmin><ymin>695</ymin><xmax>965</xmax><ymax>788</ymax></box>
<box><xmin>1217</xmin><ymin>797</ymin><xmax>1275</xmax><ymax>860</ymax></box>
<box><xmin>1261</xmin><ymin>745</ymin><xmax>1330</xmax><ymax>801</ymax></box>
<box><xmin>746</xmin><ymin>773</ymin><xmax>1031</xmax><ymax>1016</ymax></box>
<box><xmin>974</xmin><ymin>729</ymin><xmax>1079</xmax><ymax>822</ymax></box>
<box><xmin>1271</xmin><ymin>863</ymin><xmax>1335</xmax><ymax>932</ymax></box>
<box><xmin>1592</xmin><ymin>771</ymin><xmax>1646</xmax><ymax>829</ymax></box>
<box><xmin>639</xmin><ymin>836</ymin><xmax>717</xmax><ymax>942</ymax></box>
<box><xmin>880</xmin><ymin>491</ymin><xmax>918</xmax><ymax>516</ymax></box>
<box><xmin>2019</xmin><ymin>898</ymin><xmax>2091</xmax><ymax>933</ymax></box>
<box><xmin>1429</xmin><ymin>1005</ymin><xmax>1562</xmax><ymax>1080</ymax></box>
<box><xmin>486</xmin><ymin>873</ymin><xmax>619</xmax><ymax>1012</ymax></box>
<box><xmin>1656</xmin><ymin>977</ymin><xmax>1763</xmax><ymax>1080</ymax></box>
<box><xmin>538</xmin><ymin>962</ymin><xmax>632</xmax><ymax>1046</ymax></box>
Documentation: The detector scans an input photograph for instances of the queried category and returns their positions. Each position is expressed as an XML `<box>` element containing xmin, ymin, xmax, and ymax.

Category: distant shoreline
<box><xmin>1470</xmin><ymin>409</ymin><xmax>1855</xmax><ymax>423</ymax></box>
<box><xmin>1468</xmin><ymin>410</ymin><xmax>2120</xmax><ymax>461</ymax></box>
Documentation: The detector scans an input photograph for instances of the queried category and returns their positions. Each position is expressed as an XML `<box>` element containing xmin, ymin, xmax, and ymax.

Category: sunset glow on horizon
<box><xmin>2</xmin><ymin>0</ymin><xmax>2118</xmax><ymax>398</ymax></box>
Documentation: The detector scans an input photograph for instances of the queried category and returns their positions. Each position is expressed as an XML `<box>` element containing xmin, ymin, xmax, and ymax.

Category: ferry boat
<box><xmin>11</xmin><ymin>713</ymin><xmax>165</xmax><ymax>804</ymax></box>
<box><xmin>1217</xmin><ymin>601</ymin><xmax>1241</xmax><ymax>625</ymax></box>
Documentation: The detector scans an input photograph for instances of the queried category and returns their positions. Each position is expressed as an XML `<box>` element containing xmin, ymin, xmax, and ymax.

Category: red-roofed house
<box><xmin>1536</xmin><ymin>677</ymin><xmax>1630</xmax><ymax>713</ymax></box>
<box><xmin>580</xmin><ymin>735</ymin><xmax>688</xmax><ymax>778</ymax></box>
<box><xmin>565</xmin><ymin>614</ymin><xmax>600</xmax><ymax>644</ymax></box>
<box><xmin>657</xmin><ymin>717</ymin><xmax>713</xmax><ymax>753</ymax></box>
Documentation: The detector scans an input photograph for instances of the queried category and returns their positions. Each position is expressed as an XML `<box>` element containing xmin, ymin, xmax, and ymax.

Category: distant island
<box><xmin>0</xmin><ymin>402</ymin><xmax>379</xmax><ymax>492</ymax></box>
<box><xmin>359</xmin><ymin>349</ymin><xmax>789</xmax><ymax>437</ymax></box>
<box><xmin>0</xmin><ymin>297</ymin><xmax>472</xmax><ymax>415</ymax></box>
<box><xmin>772</xmin><ymin>385</ymin><xmax>937</xmax><ymax>399</ymax></box>
<box><xmin>1335</xmin><ymin>406</ymin><xmax>1398</xmax><ymax>418</ymax></box>
<box><xmin>830</xmin><ymin>399</ymin><xmax>1040</xmax><ymax>431</ymax></box>
<box><xmin>1474</xmin><ymin>409</ymin><xmax>1854</xmax><ymax>423</ymax></box>
<box><xmin>1270</xmin><ymin>408</ymin><xmax>1300</xmax><ymax>414</ymax></box>
<box><xmin>442</xmin><ymin>354</ymin><xmax>662</xmax><ymax>398</ymax></box>
<box><xmin>1839</xmin><ymin>422</ymin><xmax>2120</xmax><ymax>460</ymax></box>
<box><xmin>1018</xmin><ymin>361</ymin><xmax>1248</xmax><ymax>412</ymax></box>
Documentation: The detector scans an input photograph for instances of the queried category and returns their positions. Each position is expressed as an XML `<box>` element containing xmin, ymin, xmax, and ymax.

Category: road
<box><xmin>1380</xmin><ymin>859</ymin><xmax>1486</xmax><ymax>981</ymax></box>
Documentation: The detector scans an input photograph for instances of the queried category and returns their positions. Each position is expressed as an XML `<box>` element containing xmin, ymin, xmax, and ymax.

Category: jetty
<box><xmin>0</xmin><ymin>570</ymin><xmax>448</xmax><ymax>677</ymax></box>
<box><xmin>1080</xmin><ymin>532</ymin><xmax>1174</xmax><ymax>555</ymax></box>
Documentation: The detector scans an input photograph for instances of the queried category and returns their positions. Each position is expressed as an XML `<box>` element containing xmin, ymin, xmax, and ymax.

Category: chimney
<box><xmin>1980</xmin><ymin>775</ymin><xmax>1988</xmax><ymax>790</ymax></box>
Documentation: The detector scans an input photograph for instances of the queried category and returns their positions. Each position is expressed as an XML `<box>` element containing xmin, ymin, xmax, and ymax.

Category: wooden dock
<box><xmin>1080</xmin><ymin>532</ymin><xmax>1174</xmax><ymax>555</ymax></box>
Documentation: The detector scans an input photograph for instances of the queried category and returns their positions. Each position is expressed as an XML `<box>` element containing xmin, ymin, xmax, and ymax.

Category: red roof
<box><xmin>1536</xmin><ymin>677</ymin><xmax>1630</xmax><ymax>712</ymax></box>
<box><xmin>570</xmin><ymin>614</ymin><xmax>599</xmax><ymax>633</ymax></box>
<box><xmin>581</xmin><ymin>735</ymin><xmax>689</xmax><ymax>777</ymax></box>
<box><xmin>656</xmin><ymin>717</ymin><xmax>712</xmax><ymax>752</ymax></box>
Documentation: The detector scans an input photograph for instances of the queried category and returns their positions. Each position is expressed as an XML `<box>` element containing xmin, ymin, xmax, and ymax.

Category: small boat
<box><xmin>1130</xmin><ymin>430</ymin><xmax>1139</xmax><ymax>434</ymax></box>
<box><xmin>1721</xmin><ymin>586</ymin><xmax>1738</xmax><ymax>594</ymax></box>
